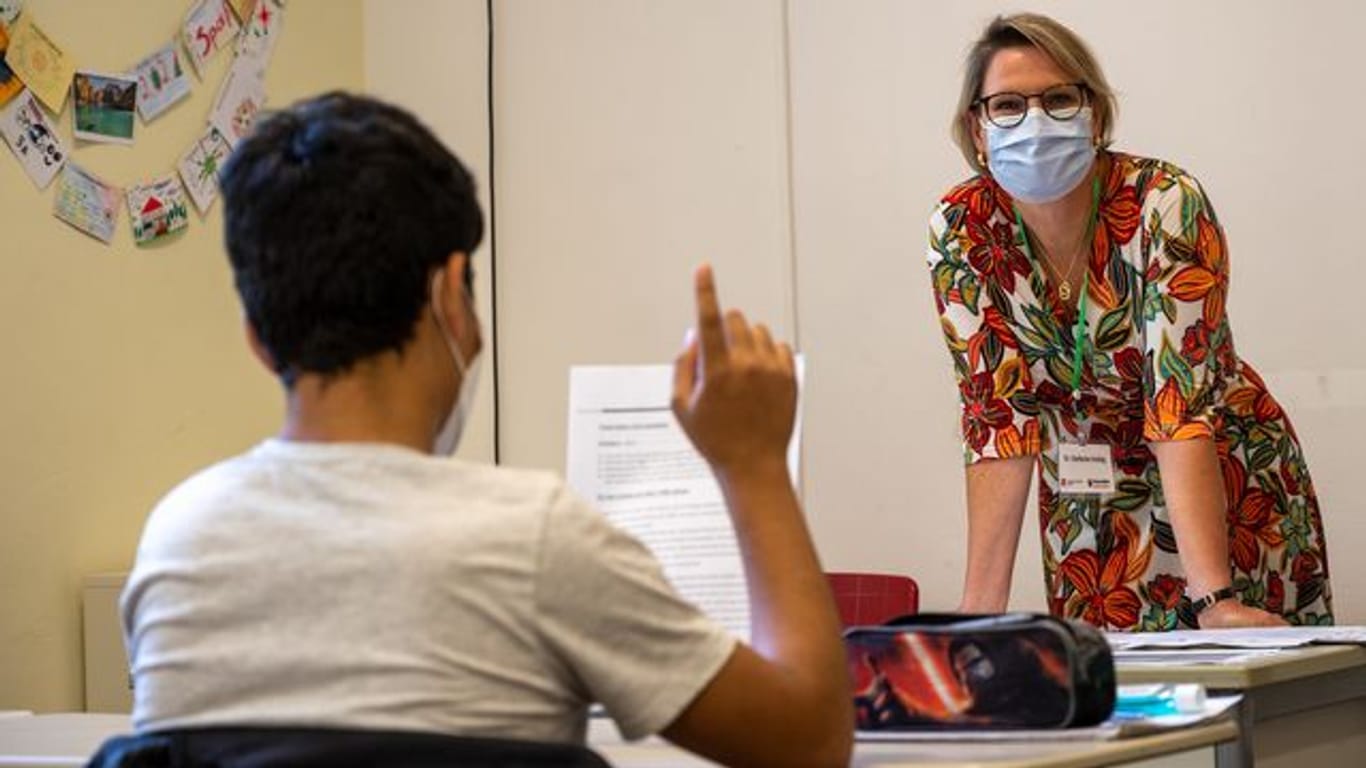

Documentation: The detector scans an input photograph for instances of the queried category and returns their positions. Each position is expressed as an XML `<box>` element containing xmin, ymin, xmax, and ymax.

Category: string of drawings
<box><xmin>0</xmin><ymin>0</ymin><xmax>285</xmax><ymax>246</ymax></box>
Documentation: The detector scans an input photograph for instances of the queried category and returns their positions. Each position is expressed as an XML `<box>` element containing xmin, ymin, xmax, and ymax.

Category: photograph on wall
<box><xmin>131</xmin><ymin>41</ymin><xmax>191</xmax><ymax>122</ymax></box>
<box><xmin>5</xmin><ymin>15</ymin><xmax>76</xmax><ymax>113</ymax></box>
<box><xmin>0</xmin><ymin>0</ymin><xmax>21</xmax><ymax>26</ymax></box>
<box><xmin>236</xmin><ymin>0</ymin><xmax>284</xmax><ymax>66</ymax></box>
<box><xmin>53</xmin><ymin>163</ymin><xmax>122</xmax><ymax>243</ymax></box>
<box><xmin>0</xmin><ymin>23</ymin><xmax>23</xmax><ymax>107</ymax></box>
<box><xmin>72</xmin><ymin>70</ymin><xmax>137</xmax><ymax>145</ymax></box>
<box><xmin>127</xmin><ymin>174</ymin><xmax>190</xmax><ymax>245</ymax></box>
<box><xmin>182</xmin><ymin>0</ymin><xmax>240</xmax><ymax>77</ymax></box>
<box><xmin>177</xmin><ymin>123</ymin><xmax>231</xmax><ymax>213</ymax></box>
<box><xmin>208</xmin><ymin>54</ymin><xmax>264</xmax><ymax>146</ymax></box>
<box><xmin>0</xmin><ymin>89</ymin><xmax>65</xmax><ymax>188</ymax></box>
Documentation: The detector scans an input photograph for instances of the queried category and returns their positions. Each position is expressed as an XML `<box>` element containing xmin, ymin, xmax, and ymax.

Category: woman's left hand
<box><xmin>1197</xmin><ymin>600</ymin><xmax>1289</xmax><ymax>629</ymax></box>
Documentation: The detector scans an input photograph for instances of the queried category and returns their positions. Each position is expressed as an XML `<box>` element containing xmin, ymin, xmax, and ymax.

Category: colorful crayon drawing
<box><xmin>182</xmin><ymin>0</ymin><xmax>240</xmax><ymax>76</ymax></box>
<box><xmin>177</xmin><ymin>124</ymin><xmax>232</xmax><ymax>213</ymax></box>
<box><xmin>132</xmin><ymin>42</ymin><xmax>191</xmax><ymax>122</ymax></box>
<box><xmin>236</xmin><ymin>0</ymin><xmax>285</xmax><ymax>66</ymax></box>
<box><xmin>128</xmin><ymin>174</ymin><xmax>190</xmax><ymax>244</ymax></box>
<box><xmin>0</xmin><ymin>89</ymin><xmax>65</xmax><ymax>188</ymax></box>
<box><xmin>208</xmin><ymin>54</ymin><xmax>264</xmax><ymax>145</ymax></box>
<box><xmin>53</xmin><ymin>163</ymin><xmax>123</xmax><ymax>244</ymax></box>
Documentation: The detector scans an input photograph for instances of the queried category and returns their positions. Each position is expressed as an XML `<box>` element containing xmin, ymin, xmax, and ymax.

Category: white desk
<box><xmin>591</xmin><ymin>718</ymin><xmax>1234</xmax><ymax>767</ymax></box>
<box><xmin>0</xmin><ymin>713</ymin><xmax>1234</xmax><ymax>768</ymax></box>
<box><xmin>1117</xmin><ymin>645</ymin><xmax>1366</xmax><ymax>768</ymax></box>
<box><xmin>0</xmin><ymin>714</ymin><xmax>129</xmax><ymax>768</ymax></box>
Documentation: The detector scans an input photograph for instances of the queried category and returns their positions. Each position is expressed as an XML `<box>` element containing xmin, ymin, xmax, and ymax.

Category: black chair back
<box><xmin>85</xmin><ymin>726</ymin><xmax>613</xmax><ymax>768</ymax></box>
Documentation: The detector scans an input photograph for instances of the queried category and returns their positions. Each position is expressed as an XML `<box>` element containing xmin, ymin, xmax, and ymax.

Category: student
<box><xmin>118</xmin><ymin>92</ymin><xmax>852</xmax><ymax>766</ymax></box>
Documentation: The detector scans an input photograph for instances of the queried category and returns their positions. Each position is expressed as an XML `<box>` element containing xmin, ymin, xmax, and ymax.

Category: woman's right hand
<box><xmin>1197</xmin><ymin>600</ymin><xmax>1290</xmax><ymax>629</ymax></box>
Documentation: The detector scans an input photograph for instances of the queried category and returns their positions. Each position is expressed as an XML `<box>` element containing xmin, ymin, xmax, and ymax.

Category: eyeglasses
<box><xmin>974</xmin><ymin>83</ymin><xmax>1089</xmax><ymax>129</ymax></box>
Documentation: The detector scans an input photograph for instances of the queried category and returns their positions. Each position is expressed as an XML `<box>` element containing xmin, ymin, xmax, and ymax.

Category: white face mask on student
<box><xmin>430</xmin><ymin>270</ymin><xmax>482</xmax><ymax>457</ymax></box>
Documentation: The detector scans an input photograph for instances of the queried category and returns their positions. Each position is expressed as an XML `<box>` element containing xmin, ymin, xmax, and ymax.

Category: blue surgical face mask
<box><xmin>986</xmin><ymin>106</ymin><xmax>1096</xmax><ymax>204</ymax></box>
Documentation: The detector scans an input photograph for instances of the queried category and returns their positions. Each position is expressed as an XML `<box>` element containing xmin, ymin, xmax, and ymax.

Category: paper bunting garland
<box><xmin>0</xmin><ymin>0</ymin><xmax>286</xmax><ymax>246</ymax></box>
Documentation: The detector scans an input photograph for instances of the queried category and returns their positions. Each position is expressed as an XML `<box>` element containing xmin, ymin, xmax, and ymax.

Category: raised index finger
<box><xmin>694</xmin><ymin>264</ymin><xmax>727</xmax><ymax>373</ymax></box>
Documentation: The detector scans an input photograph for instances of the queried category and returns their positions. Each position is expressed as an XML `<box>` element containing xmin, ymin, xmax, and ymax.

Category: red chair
<box><xmin>826</xmin><ymin>572</ymin><xmax>919</xmax><ymax>628</ymax></box>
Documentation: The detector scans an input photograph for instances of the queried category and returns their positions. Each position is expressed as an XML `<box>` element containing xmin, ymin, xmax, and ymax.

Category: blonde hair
<box><xmin>952</xmin><ymin>13</ymin><xmax>1118</xmax><ymax>173</ymax></box>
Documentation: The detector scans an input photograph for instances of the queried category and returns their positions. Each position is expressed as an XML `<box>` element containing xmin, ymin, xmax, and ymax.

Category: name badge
<box><xmin>1058</xmin><ymin>443</ymin><xmax>1115</xmax><ymax>495</ymax></box>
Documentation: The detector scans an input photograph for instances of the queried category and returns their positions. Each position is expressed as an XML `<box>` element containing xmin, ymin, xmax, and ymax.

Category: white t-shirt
<box><xmin>121</xmin><ymin>439</ymin><xmax>736</xmax><ymax>743</ymax></box>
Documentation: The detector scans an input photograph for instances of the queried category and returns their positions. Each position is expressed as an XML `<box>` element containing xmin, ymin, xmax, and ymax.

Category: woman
<box><xmin>927</xmin><ymin>13</ymin><xmax>1332</xmax><ymax>630</ymax></box>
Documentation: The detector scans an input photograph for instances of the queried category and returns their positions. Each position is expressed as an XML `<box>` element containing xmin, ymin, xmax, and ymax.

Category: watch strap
<box><xmin>1190</xmin><ymin>585</ymin><xmax>1239</xmax><ymax>615</ymax></box>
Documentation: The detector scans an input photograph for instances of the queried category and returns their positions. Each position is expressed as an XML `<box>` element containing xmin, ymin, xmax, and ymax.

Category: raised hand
<box><xmin>671</xmin><ymin>264</ymin><xmax>797</xmax><ymax>478</ymax></box>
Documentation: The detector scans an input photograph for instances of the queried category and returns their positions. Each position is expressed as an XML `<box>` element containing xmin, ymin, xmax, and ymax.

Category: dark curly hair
<box><xmin>219</xmin><ymin>91</ymin><xmax>484</xmax><ymax>386</ymax></box>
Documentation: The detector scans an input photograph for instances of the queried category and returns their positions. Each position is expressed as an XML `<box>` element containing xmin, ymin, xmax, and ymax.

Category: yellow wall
<box><xmin>0</xmin><ymin>0</ymin><xmax>363</xmax><ymax>712</ymax></box>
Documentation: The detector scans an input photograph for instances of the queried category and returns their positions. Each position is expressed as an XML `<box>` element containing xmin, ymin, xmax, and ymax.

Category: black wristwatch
<box><xmin>1190</xmin><ymin>585</ymin><xmax>1239</xmax><ymax>616</ymax></box>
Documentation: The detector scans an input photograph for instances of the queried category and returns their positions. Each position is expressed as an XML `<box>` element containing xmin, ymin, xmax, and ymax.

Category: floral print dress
<box><xmin>926</xmin><ymin>152</ymin><xmax>1333</xmax><ymax>630</ymax></box>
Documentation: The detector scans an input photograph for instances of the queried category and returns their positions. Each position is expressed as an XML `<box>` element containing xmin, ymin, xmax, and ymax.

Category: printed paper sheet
<box><xmin>565</xmin><ymin>361</ymin><xmax>804</xmax><ymax>641</ymax></box>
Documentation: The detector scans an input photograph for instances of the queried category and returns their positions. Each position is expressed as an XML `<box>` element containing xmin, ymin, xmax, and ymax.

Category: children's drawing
<box><xmin>53</xmin><ymin>163</ymin><xmax>123</xmax><ymax>243</ymax></box>
<box><xmin>0</xmin><ymin>89</ymin><xmax>65</xmax><ymax>188</ymax></box>
<box><xmin>132</xmin><ymin>41</ymin><xmax>191</xmax><ymax>122</ymax></box>
<box><xmin>128</xmin><ymin>174</ymin><xmax>190</xmax><ymax>244</ymax></box>
<box><xmin>177</xmin><ymin>124</ymin><xmax>232</xmax><ymax>213</ymax></box>
<box><xmin>182</xmin><ymin>0</ymin><xmax>241</xmax><ymax>76</ymax></box>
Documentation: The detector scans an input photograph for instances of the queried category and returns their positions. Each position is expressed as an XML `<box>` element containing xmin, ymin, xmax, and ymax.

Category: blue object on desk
<box><xmin>1114</xmin><ymin>684</ymin><xmax>1206</xmax><ymax>718</ymax></box>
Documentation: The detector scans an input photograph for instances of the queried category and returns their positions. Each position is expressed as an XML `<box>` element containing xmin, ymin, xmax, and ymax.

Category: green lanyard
<box><xmin>1012</xmin><ymin>176</ymin><xmax>1101</xmax><ymax>401</ymax></box>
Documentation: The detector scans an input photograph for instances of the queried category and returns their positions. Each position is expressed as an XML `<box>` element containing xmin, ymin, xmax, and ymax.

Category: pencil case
<box><xmin>845</xmin><ymin>612</ymin><xmax>1116</xmax><ymax>729</ymax></box>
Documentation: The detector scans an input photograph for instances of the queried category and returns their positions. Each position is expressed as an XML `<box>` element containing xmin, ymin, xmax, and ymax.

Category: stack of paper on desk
<box><xmin>1110</xmin><ymin>648</ymin><xmax>1288</xmax><ymax>666</ymax></box>
<box><xmin>1107</xmin><ymin>626</ymin><xmax>1366</xmax><ymax>650</ymax></box>
<box><xmin>856</xmin><ymin>694</ymin><xmax>1241</xmax><ymax>742</ymax></box>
